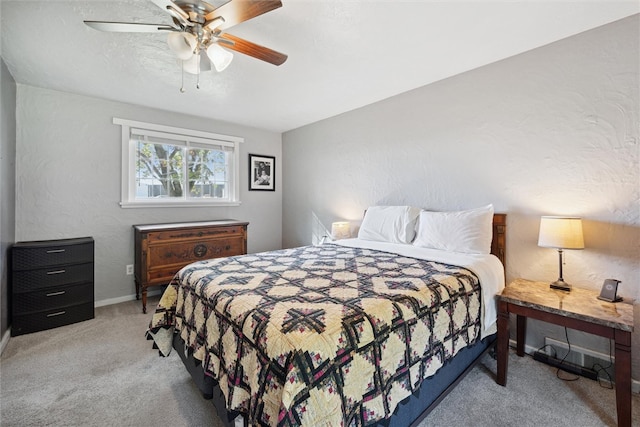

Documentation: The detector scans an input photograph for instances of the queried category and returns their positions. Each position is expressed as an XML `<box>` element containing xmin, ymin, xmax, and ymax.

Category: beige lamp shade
<box><xmin>331</xmin><ymin>222</ymin><xmax>351</xmax><ymax>240</ymax></box>
<box><xmin>538</xmin><ymin>216</ymin><xmax>584</xmax><ymax>249</ymax></box>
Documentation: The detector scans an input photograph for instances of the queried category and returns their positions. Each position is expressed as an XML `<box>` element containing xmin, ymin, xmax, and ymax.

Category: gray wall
<box><xmin>283</xmin><ymin>16</ymin><xmax>639</xmax><ymax>379</ymax></box>
<box><xmin>0</xmin><ymin>58</ymin><xmax>17</xmax><ymax>343</ymax></box>
<box><xmin>15</xmin><ymin>86</ymin><xmax>282</xmax><ymax>305</ymax></box>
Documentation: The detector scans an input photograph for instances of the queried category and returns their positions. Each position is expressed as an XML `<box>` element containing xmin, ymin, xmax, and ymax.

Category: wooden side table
<box><xmin>496</xmin><ymin>278</ymin><xmax>634</xmax><ymax>427</ymax></box>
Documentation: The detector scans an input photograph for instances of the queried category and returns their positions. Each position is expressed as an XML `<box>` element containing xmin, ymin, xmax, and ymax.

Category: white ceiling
<box><xmin>1</xmin><ymin>1</ymin><xmax>638</xmax><ymax>133</ymax></box>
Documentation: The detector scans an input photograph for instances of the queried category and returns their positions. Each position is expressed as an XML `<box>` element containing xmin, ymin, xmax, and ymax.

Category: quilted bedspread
<box><xmin>148</xmin><ymin>244</ymin><xmax>481</xmax><ymax>426</ymax></box>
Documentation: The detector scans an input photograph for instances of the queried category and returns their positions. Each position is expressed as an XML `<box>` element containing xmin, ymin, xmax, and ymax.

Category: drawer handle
<box><xmin>193</xmin><ymin>244</ymin><xmax>208</xmax><ymax>258</ymax></box>
<box><xmin>47</xmin><ymin>311</ymin><xmax>66</xmax><ymax>317</ymax></box>
<box><xmin>46</xmin><ymin>270</ymin><xmax>66</xmax><ymax>275</ymax></box>
<box><xmin>46</xmin><ymin>291</ymin><xmax>66</xmax><ymax>297</ymax></box>
<box><xmin>46</xmin><ymin>249</ymin><xmax>66</xmax><ymax>254</ymax></box>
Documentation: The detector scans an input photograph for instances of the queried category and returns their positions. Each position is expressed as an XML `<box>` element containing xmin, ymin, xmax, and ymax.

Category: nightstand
<box><xmin>496</xmin><ymin>278</ymin><xmax>633</xmax><ymax>427</ymax></box>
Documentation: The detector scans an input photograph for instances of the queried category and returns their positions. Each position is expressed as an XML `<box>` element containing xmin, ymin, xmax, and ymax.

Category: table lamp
<box><xmin>331</xmin><ymin>222</ymin><xmax>351</xmax><ymax>240</ymax></box>
<box><xmin>537</xmin><ymin>216</ymin><xmax>584</xmax><ymax>291</ymax></box>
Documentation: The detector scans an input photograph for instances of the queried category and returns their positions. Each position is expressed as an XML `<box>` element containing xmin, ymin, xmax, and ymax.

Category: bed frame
<box><xmin>173</xmin><ymin>213</ymin><xmax>507</xmax><ymax>426</ymax></box>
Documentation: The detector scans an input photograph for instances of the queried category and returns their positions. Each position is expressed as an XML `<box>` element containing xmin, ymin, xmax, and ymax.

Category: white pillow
<box><xmin>413</xmin><ymin>205</ymin><xmax>494</xmax><ymax>254</ymax></box>
<box><xmin>357</xmin><ymin>206</ymin><xmax>421</xmax><ymax>244</ymax></box>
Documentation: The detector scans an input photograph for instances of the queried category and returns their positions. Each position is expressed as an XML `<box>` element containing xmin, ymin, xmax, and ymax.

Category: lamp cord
<box><xmin>592</xmin><ymin>339</ymin><xmax>614</xmax><ymax>389</ymax></box>
<box><xmin>535</xmin><ymin>328</ymin><xmax>614</xmax><ymax>387</ymax></box>
<box><xmin>555</xmin><ymin>327</ymin><xmax>579</xmax><ymax>381</ymax></box>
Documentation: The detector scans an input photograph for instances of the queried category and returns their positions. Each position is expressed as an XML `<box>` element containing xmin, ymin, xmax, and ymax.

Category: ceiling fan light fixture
<box><xmin>167</xmin><ymin>32</ymin><xmax>196</xmax><ymax>60</ymax></box>
<box><xmin>207</xmin><ymin>43</ymin><xmax>233</xmax><ymax>72</ymax></box>
<box><xmin>87</xmin><ymin>0</ymin><xmax>288</xmax><ymax>92</ymax></box>
<box><xmin>182</xmin><ymin>53</ymin><xmax>212</xmax><ymax>75</ymax></box>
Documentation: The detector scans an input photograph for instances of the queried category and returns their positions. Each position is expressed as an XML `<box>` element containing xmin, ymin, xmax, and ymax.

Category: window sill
<box><xmin>120</xmin><ymin>201</ymin><xmax>242</xmax><ymax>208</ymax></box>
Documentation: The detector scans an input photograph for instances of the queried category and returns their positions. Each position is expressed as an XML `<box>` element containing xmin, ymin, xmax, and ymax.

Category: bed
<box><xmin>147</xmin><ymin>206</ymin><xmax>506</xmax><ymax>426</ymax></box>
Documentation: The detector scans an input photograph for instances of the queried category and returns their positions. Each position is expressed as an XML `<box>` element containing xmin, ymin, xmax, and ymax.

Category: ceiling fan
<box><xmin>85</xmin><ymin>0</ymin><xmax>287</xmax><ymax>91</ymax></box>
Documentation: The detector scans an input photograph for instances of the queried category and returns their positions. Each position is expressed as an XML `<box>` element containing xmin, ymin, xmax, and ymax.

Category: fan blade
<box><xmin>84</xmin><ymin>21</ymin><xmax>176</xmax><ymax>33</ymax></box>
<box><xmin>150</xmin><ymin>0</ymin><xmax>190</xmax><ymax>23</ymax></box>
<box><xmin>205</xmin><ymin>0</ymin><xmax>282</xmax><ymax>31</ymax></box>
<box><xmin>218</xmin><ymin>33</ymin><xmax>287</xmax><ymax>66</ymax></box>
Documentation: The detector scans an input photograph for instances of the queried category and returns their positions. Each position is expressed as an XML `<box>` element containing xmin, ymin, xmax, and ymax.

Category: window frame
<box><xmin>114</xmin><ymin>117</ymin><xmax>243</xmax><ymax>208</ymax></box>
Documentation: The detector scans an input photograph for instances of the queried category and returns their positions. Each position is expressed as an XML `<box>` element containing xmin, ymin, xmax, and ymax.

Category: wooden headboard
<box><xmin>491</xmin><ymin>213</ymin><xmax>506</xmax><ymax>267</ymax></box>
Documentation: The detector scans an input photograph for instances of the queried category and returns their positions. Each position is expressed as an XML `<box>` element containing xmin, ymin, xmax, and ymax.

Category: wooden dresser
<box><xmin>133</xmin><ymin>220</ymin><xmax>248</xmax><ymax>313</ymax></box>
<box><xmin>11</xmin><ymin>237</ymin><xmax>95</xmax><ymax>336</ymax></box>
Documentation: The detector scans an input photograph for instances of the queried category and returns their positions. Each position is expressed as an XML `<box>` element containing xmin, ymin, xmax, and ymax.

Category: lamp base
<box><xmin>550</xmin><ymin>279</ymin><xmax>571</xmax><ymax>291</ymax></box>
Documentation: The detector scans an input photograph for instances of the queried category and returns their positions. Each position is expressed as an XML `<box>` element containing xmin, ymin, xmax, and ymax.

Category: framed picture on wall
<box><xmin>249</xmin><ymin>154</ymin><xmax>275</xmax><ymax>191</ymax></box>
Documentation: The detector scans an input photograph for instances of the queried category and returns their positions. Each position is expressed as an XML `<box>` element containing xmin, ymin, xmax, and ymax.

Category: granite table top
<box><xmin>498</xmin><ymin>278</ymin><xmax>633</xmax><ymax>332</ymax></box>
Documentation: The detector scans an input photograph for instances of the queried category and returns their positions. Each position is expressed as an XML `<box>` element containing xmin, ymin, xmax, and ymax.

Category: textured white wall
<box><xmin>15</xmin><ymin>86</ymin><xmax>282</xmax><ymax>304</ymax></box>
<box><xmin>283</xmin><ymin>16</ymin><xmax>639</xmax><ymax>378</ymax></box>
<box><xmin>1</xmin><ymin>58</ymin><xmax>17</xmax><ymax>338</ymax></box>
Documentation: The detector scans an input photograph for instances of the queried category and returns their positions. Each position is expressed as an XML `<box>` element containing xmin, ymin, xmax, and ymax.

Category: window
<box><xmin>115</xmin><ymin>118</ymin><xmax>243</xmax><ymax>208</ymax></box>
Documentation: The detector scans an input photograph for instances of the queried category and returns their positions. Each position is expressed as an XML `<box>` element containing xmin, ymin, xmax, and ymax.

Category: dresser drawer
<box><xmin>11</xmin><ymin>302</ymin><xmax>94</xmax><ymax>336</ymax></box>
<box><xmin>146</xmin><ymin>225</ymin><xmax>245</xmax><ymax>243</ymax></box>
<box><xmin>13</xmin><ymin>282</ymin><xmax>94</xmax><ymax>315</ymax></box>
<box><xmin>12</xmin><ymin>239</ymin><xmax>94</xmax><ymax>270</ymax></box>
<box><xmin>145</xmin><ymin>237</ymin><xmax>245</xmax><ymax>284</ymax></box>
<box><xmin>12</xmin><ymin>262</ymin><xmax>94</xmax><ymax>292</ymax></box>
<box><xmin>147</xmin><ymin>237</ymin><xmax>245</xmax><ymax>266</ymax></box>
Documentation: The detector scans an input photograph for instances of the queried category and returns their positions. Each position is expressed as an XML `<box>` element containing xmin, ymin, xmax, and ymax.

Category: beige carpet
<box><xmin>1</xmin><ymin>296</ymin><xmax>638</xmax><ymax>426</ymax></box>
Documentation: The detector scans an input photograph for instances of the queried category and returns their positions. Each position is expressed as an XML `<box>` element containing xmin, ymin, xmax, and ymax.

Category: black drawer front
<box><xmin>11</xmin><ymin>302</ymin><xmax>94</xmax><ymax>336</ymax></box>
<box><xmin>12</xmin><ymin>263</ymin><xmax>93</xmax><ymax>292</ymax></box>
<box><xmin>12</xmin><ymin>241</ymin><xmax>94</xmax><ymax>270</ymax></box>
<box><xmin>13</xmin><ymin>283</ymin><xmax>94</xmax><ymax>315</ymax></box>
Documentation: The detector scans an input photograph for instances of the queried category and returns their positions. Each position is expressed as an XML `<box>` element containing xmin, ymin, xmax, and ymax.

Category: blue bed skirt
<box><xmin>173</xmin><ymin>332</ymin><xmax>496</xmax><ymax>427</ymax></box>
<box><xmin>387</xmin><ymin>334</ymin><xmax>496</xmax><ymax>426</ymax></box>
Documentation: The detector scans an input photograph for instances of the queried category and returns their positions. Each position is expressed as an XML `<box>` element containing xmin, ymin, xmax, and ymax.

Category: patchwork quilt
<box><xmin>148</xmin><ymin>244</ymin><xmax>481</xmax><ymax>426</ymax></box>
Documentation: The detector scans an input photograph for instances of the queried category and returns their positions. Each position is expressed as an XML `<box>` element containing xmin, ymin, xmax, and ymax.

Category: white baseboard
<box><xmin>94</xmin><ymin>289</ymin><xmax>163</xmax><ymax>308</ymax></box>
<box><xmin>508</xmin><ymin>338</ymin><xmax>539</xmax><ymax>356</ymax></box>
<box><xmin>509</xmin><ymin>338</ymin><xmax>640</xmax><ymax>394</ymax></box>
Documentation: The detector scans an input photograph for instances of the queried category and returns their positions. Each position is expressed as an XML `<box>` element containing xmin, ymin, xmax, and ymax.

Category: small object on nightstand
<box><xmin>597</xmin><ymin>278</ymin><xmax>623</xmax><ymax>303</ymax></box>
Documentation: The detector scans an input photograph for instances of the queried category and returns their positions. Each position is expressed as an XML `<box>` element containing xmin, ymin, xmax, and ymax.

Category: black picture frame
<box><xmin>249</xmin><ymin>154</ymin><xmax>275</xmax><ymax>191</ymax></box>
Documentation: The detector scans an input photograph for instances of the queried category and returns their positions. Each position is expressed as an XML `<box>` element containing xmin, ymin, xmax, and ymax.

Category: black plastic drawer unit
<box><xmin>11</xmin><ymin>237</ymin><xmax>94</xmax><ymax>336</ymax></box>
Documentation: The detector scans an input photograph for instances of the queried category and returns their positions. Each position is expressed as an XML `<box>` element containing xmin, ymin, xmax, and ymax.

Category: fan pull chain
<box><xmin>180</xmin><ymin>60</ymin><xmax>186</xmax><ymax>93</ymax></box>
<box><xmin>196</xmin><ymin>54</ymin><xmax>201</xmax><ymax>89</ymax></box>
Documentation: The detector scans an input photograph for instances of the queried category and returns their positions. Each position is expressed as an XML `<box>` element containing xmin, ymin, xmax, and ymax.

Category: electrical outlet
<box><xmin>126</xmin><ymin>264</ymin><xmax>134</xmax><ymax>275</ymax></box>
